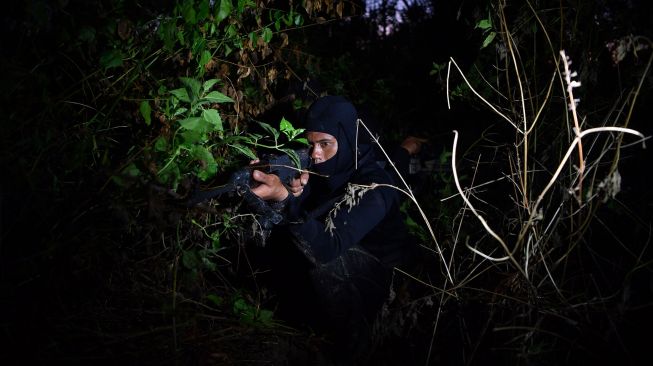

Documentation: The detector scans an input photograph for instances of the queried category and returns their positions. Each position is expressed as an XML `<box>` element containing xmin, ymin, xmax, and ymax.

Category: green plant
<box><xmin>153</xmin><ymin>77</ymin><xmax>234</xmax><ymax>187</ymax></box>
<box><xmin>232</xmin><ymin>293</ymin><xmax>275</xmax><ymax>327</ymax></box>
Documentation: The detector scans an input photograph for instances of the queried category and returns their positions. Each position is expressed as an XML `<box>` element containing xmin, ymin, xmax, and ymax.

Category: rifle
<box><xmin>186</xmin><ymin>148</ymin><xmax>311</xmax><ymax>208</ymax></box>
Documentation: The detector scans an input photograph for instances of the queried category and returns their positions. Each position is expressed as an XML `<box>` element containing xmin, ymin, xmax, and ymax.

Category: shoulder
<box><xmin>353</xmin><ymin>160</ymin><xmax>394</xmax><ymax>185</ymax></box>
<box><xmin>351</xmin><ymin>162</ymin><xmax>400</xmax><ymax>204</ymax></box>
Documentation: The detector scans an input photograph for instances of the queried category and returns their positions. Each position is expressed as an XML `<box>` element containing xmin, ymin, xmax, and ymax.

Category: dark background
<box><xmin>2</xmin><ymin>0</ymin><xmax>652</xmax><ymax>365</ymax></box>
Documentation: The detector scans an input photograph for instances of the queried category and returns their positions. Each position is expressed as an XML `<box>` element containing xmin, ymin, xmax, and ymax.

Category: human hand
<box><xmin>287</xmin><ymin>171</ymin><xmax>309</xmax><ymax>197</ymax></box>
<box><xmin>249</xmin><ymin>159</ymin><xmax>289</xmax><ymax>202</ymax></box>
<box><xmin>400</xmin><ymin>136</ymin><xmax>428</xmax><ymax>155</ymax></box>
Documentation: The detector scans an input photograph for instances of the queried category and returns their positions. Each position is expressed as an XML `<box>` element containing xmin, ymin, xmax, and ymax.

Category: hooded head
<box><xmin>305</xmin><ymin>96</ymin><xmax>372</xmax><ymax>194</ymax></box>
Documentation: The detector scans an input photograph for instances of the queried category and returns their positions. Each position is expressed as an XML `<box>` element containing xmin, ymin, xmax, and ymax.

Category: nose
<box><xmin>311</xmin><ymin>145</ymin><xmax>323</xmax><ymax>162</ymax></box>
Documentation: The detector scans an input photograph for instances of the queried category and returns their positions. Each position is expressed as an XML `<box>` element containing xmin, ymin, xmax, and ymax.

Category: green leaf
<box><xmin>279</xmin><ymin>117</ymin><xmax>304</xmax><ymax>140</ymax></box>
<box><xmin>159</xmin><ymin>19</ymin><xmax>178</xmax><ymax>51</ymax></box>
<box><xmin>202</xmin><ymin>109</ymin><xmax>223</xmax><ymax>132</ymax></box>
<box><xmin>225</xmin><ymin>24</ymin><xmax>237</xmax><ymax>38</ymax></box>
<box><xmin>481</xmin><ymin>31</ymin><xmax>496</xmax><ymax>49</ymax></box>
<box><xmin>230</xmin><ymin>144</ymin><xmax>257</xmax><ymax>159</ymax></box>
<box><xmin>158</xmin><ymin>161</ymin><xmax>181</xmax><ymax>188</ymax></box>
<box><xmin>182</xmin><ymin>250</ymin><xmax>200</xmax><ymax>270</ymax></box>
<box><xmin>179</xmin><ymin>116</ymin><xmax>204</xmax><ymax>131</ymax></box>
<box><xmin>232</xmin><ymin>295</ymin><xmax>251</xmax><ymax>316</ymax></box>
<box><xmin>248</xmin><ymin>31</ymin><xmax>257</xmax><ymax>45</ymax></box>
<box><xmin>198</xmin><ymin>50</ymin><xmax>212</xmax><ymax>69</ymax></box>
<box><xmin>124</xmin><ymin>163</ymin><xmax>141</xmax><ymax>177</ymax></box>
<box><xmin>197</xmin><ymin>0</ymin><xmax>210</xmax><ymax>21</ymax></box>
<box><xmin>173</xmin><ymin>107</ymin><xmax>188</xmax><ymax>116</ymax></box>
<box><xmin>476</xmin><ymin>18</ymin><xmax>492</xmax><ymax>30</ymax></box>
<box><xmin>279</xmin><ymin>117</ymin><xmax>293</xmax><ymax>134</ymax></box>
<box><xmin>204</xmin><ymin>91</ymin><xmax>234</xmax><ymax>103</ymax></box>
<box><xmin>211</xmin><ymin>232</ymin><xmax>221</xmax><ymax>251</ymax></box>
<box><xmin>237</xmin><ymin>0</ymin><xmax>255</xmax><ymax>14</ymax></box>
<box><xmin>139</xmin><ymin>101</ymin><xmax>152</xmax><ymax>125</ymax></box>
<box><xmin>170</xmin><ymin>88</ymin><xmax>191</xmax><ymax>103</ymax></box>
<box><xmin>99</xmin><ymin>49</ymin><xmax>123</xmax><ymax>69</ymax></box>
<box><xmin>176</xmin><ymin>27</ymin><xmax>186</xmax><ymax>46</ymax></box>
<box><xmin>262</xmin><ymin>27</ymin><xmax>273</xmax><ymax>43</ymax></box>
<box><xmin>180</xmin><ymin>77</ymin><xmax>202</xmax><ymax>103</ymax></box>
<box><xmin>154</xmin><ymin>136</ymin><xmax>168</xmax><ymax>152</ymax></box>
<box><xmin>280</xmin><ymin>148</ymin><xmax>301</xmax><ymax>170</ymax></box>
<box><xmin>181</xmin><ymin>129</ymin><xmax>207</xmax><ymax>144</ymax></box>
<box><xmin>430</xmin><ymin>62</ymin><xmax>445</xmax><ymax>75</ymax></box>
<box><xmin>203</xmin><ymin>79</ymin><xmax>220</xmax><ymax>93</ymax></box>
<box><xmin>191</xmin><ymin>145</ymin><xmax>217</xmax><ymax>180</ymax></box>
<box><xmin>206</xmin><ymin>294</ymin><xmax>224</xmax><ymax>307</ymax></box>
<box><xmin>257</xmin><ymin>121</ymin><xmax>280</xmax><ymax>142</ymax></box>
<box><xmin>216</xmin><ymin>0</ymin><xmax>233</xmax><ymax>23</ymax></box>
<box><xmin>257</xmin><ymin>309</ymin><xmax>274</xmax><ymax>326</ymax></box>
<box><xmin>294</xmin><ymin>14</ymin><xmax>303</xmax><ymax>26</ymax></box>
<box><xmin>294</xmin><ymin>137</ymin><xmax>308</xmax><ymax>145</ymax></box>
<box><xmin>182</xmin><ymin>0</ymin><xmax>197</xmax><ymax>24</ymax></box>
<box><xmin>192</xmin><ymin>36</ymin><xmax>207</xmax><ymax>60</ymax></box>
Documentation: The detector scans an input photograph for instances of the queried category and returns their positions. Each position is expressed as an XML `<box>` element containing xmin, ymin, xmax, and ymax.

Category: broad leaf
<box><xmin>476</xmin><ymin>19</ymin><xmax>492</xmax><ymax>30</ymax></box>
<box><xmin>181</xmin><ymin>130</ymin><xmax>207</xmax><ymax>144</ymax></box>
<box><xmin>180</xmin><ymin>77</ymin><xmax>202</xmax><ymax>103</ymax></box>
<box><xmin>154</xmin><ymin>136</ymin><xmax>168</xmax><ymax>152</ymax></box>
<box><xmin>173</xmin><ymin>107</ymin><xmax>188</xmax><ymax>116</ymax></box>
<box><xmin>280</xmin><ymin>148</ymin><xmax>301</xmax><ymax>170</ymax></box>
<box><xmin>191</xmin><ymin>145</ymin><xmax>218</xmax><ymax>180</ymax></box>
<box><xmin>258</xmin><ymin>121</ymin><xmax>280</xmax><ymax>142</ymax></box>
<box><xmin>294</xmin><ymin>137</ymin><xmax>308</xmax><ymax>145</ymax></box>
<box><xmin>139</xmin><ymin>100</ymin><xmax>152</xmax><ymax>125</ymax></box>
<box><xmin>216</xmin><ymin>0</ymin><xmax>233</xmax><ymax>23</ymax></box>
<box><xmin>202</xmin><ymin>109</ymin><xmax>223</xmax><ymax>132</ymax></box>
<box><xmin>481</xmin><ymin>32</ymin><xmax>496</xmax><ymax>49</ymax></box>
<box><xmin>206</xmin><ymin>294</ymin><xmax>224</xmax><ymax>306</ymax></box>
<box><xmin>197</xmin><ymin>0</ymin><xmax>210</xmax><ymax>21</ymax></box>
<box><xmin>262</xmin><ymin>27</ymin><xmax>273</xmax><ymax>43</ymax></box>
<box><xmin>171</xmin><ymin>88</ymin><xmax>191</xmax><ymax>103</ymax></box>
<box><xmin>99</xmin><ymin>49</ymin><xmax>123</xmax><ymax>69</ymax></box>
<box><xmin>204</xmin><ymin>91</ymin><xmax>234</xmax><ymax>103</ymax></box>
<box><xmin>179</xmin><ymin>116</ymin><xmax>204</xmax><ymax>131</ymax></box>
<box><xmin>198</xmin><ymin>50</ymin><xmax>212</xmax><ymax>69</ymax></box>
<box><xmin>230</xmin><ymin>144</ymin><xmax>257</xmax><ymax>160</ymax></box>
<box><xmin>182</xmin><ymin>2</ymin><xmax>197</xmax><ymax>25</ymax></box>
<box><xmin>279</xmin><ymin>117</ymin><xmax>293</xmax><ymax>133</ymax></box>
<box><xmin>203</xmin><ymin>78</ymin><xmax>220</xmax><ymax>92</ymax></box>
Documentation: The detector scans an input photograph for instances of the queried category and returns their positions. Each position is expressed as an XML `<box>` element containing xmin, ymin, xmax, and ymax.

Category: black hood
<box><xmin>305</xmin><ymin>96</ymin><xmax>374</xmax><ymax>196</ymax></box>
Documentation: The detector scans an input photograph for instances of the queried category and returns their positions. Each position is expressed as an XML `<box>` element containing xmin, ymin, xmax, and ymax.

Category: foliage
<box><xmin>414</xmin><ymin>1</ymin><xmax>653</xmax><ymax>364</ymax></box>
<box><xmin>3</xmin><ymin>0</ymin><xmax>652</xmax><ymax>364</ymax></box>
<box><xmin>2</xmin><ymin>0</ymin><xmax>345</xmax><ymax>362</ymax></box>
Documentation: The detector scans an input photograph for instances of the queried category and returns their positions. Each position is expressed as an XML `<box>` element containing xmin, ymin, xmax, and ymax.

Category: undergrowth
<box><xmin>2</xmin><ymin>1</ymin><xmax>652</xmax><ymax>365</ymax></box>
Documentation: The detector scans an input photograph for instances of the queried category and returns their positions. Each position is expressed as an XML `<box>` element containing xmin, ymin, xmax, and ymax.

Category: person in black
<box><xmin>250</xmin><ymin>95</ymin><xmax>421</xmax><ymax>362</ymax></box>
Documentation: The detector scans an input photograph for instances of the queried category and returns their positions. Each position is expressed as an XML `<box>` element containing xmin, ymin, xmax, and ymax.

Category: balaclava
<box><xmin>304</xmin><ymin>96</ymin><xmax>372</xmax><ymax>196</ymax></box>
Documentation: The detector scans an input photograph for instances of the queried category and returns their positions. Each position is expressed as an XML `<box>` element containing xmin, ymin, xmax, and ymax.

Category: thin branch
<box><xmin>452</xmin><ymin>130</ymin><xmax>526</xmax><ymax>277</ymax></box>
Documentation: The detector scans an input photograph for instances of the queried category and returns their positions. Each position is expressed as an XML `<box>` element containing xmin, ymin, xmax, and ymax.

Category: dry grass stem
<box><xmin>357</xmin><ymin>119</ymin><xmax>455</xmax><ymax>286</ymax></box>
<box><xmin>452</xmin><ymin>130</ymin><xmax>526</xmax><ymax>277</ymax></box>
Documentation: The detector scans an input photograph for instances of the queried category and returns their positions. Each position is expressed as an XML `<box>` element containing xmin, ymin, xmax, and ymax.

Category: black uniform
<box><xmin>262</xmin><ymin>96</ymin><xmax>415</xmax><ymax>362</ymax></box>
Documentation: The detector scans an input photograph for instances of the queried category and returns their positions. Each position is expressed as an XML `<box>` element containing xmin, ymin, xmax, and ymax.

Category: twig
<box><xmin>560</xmin><ymin>50</ymin><xmax>585</xmax><ymax>203</ymax></box>
<box><xmin>357</xmin><ymin>119</ymin><xmax>455</xmax><ymax>285</ymax></box>
<box><xmin>451</xmin><ymin>130</ymin><xmax>526</xmax><ymax>277</ymax></box>
<box><xmin>448</xmin><ymin>58</ymin><xmax>522</xmax><ymax>133</ymax></box>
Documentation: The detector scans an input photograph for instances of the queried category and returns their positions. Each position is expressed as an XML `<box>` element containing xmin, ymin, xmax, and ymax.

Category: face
<box><xmin>306</xmin><ymin>131</ymin><xmax>338</xmax><ymax>164</ymax></box>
